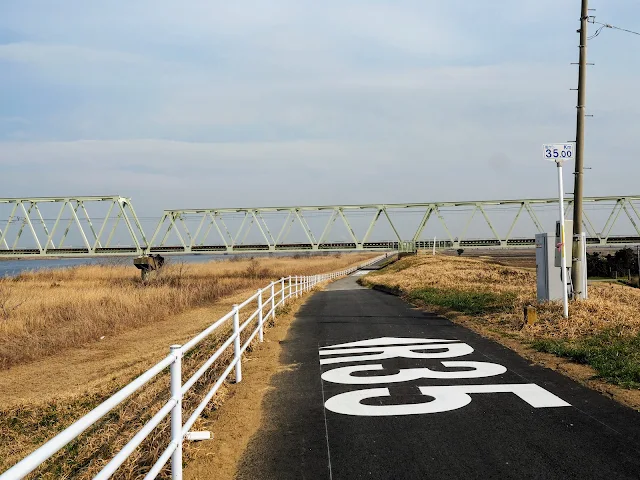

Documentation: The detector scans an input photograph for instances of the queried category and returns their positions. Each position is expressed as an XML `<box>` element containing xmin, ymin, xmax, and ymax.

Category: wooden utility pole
<box><xmin>571</xmin><ymin>0</ymin><xmax>589</xmax><ymax>299</ymax></box>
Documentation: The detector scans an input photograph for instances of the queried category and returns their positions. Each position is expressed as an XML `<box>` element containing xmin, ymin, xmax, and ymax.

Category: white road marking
<box><xmin>320</xmin><ymin>337</ymin><xmax>457</xmax><ymax>349</ymax></box>
<box><xmin>324</xmin><ymin>384</ymin><xmax>571</xmax><ymax>416</ymax></box>
<box><xmin>319</xmin><ymin>337</ymin><xmax>571</xmax><ymax>416</ymax></box>
<box><xmin>319</xmin><ymin>343</ymin><xmax>474</xmax><ymax>365</ymax></box>
<box><xmin>321</xmin><ymin>361</ymin><xmax>508</xmax><ymax>384</ymax></box>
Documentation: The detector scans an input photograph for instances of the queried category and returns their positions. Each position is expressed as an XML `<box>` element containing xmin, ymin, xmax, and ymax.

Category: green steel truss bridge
<box><xmin>1</xmin><ymin>195</ymin><xmax>640</xmax><ymax>258</ymax></box>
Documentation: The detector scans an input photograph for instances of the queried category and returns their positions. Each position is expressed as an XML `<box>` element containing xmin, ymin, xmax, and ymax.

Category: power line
<box><xmin>588</xmin><ymin>25</ymin><xmax>606</xmax><ymax>40</ymax></box>
<box><xmin>589</xmin><ymin>18</ymin><xmax>640</xmax><ymax>37</ymax></box>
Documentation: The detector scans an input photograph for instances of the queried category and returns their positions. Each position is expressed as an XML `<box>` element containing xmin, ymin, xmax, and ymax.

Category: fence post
<box><xmin>271</xmin><ymin>282</ymin><xmax>276</xmax><ymax>319</ymax></box>
<box><xmin>170</xmin><ymin>345</ymin><xmax>183</xmax><ymax>480</ymax></box>
<box><xmin>257</xmin><ymin>289</ymin><xmax>263</xmax><ymax>342</ymax></box>
<box><xmin>281</xmin><ymin>278</ymin><xmax>285</xmax><ymax>305</ymax></box>
<box><xmin>233</xmin><ymin>305</ymin><xmax>242</xmax><ymax>383</ymax></box>
<box><xmin>288</xmin><ymin>276</ymin><xmax>292</xmax><ymax>299</ymax></box>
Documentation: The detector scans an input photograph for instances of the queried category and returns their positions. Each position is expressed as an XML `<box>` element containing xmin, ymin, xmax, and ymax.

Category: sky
<box><xmin>1</xmin><ymin>0</ymin><xmax>639</xmax><ymax>222</ymax></box>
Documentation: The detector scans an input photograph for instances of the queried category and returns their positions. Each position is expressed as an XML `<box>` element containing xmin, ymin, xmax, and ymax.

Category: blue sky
<box><xmin>0</xmin><ymin>1</ymin><xmax>639</xmax><ymax>217</ymax></box>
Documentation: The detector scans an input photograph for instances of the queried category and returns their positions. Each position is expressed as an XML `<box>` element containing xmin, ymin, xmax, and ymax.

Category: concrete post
<box><xmin>170</xmin><ymin>345</ymin><xmax>183</xmax><ymax>480</ymax></box>
<box><xmin>232</xmin><ymin>305</ymin><xmax>242</xmax><ymax>382</ymax></box>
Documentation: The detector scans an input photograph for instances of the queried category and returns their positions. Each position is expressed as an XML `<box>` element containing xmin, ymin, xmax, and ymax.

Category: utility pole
<box><xmin>571</xmin><ymin>0</ymin><xmax>589</xmax><ymax>299</ymax></box>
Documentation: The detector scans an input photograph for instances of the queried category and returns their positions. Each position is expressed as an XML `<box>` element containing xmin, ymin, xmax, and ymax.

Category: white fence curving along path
<box><xmin>0</xmin><ymin>254</ymin><xmax>389</xmax><ymax>480</ymax></box>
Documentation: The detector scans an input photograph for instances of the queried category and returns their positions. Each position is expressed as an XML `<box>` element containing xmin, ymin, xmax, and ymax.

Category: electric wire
<box><xmin>589</xmin><ymin>18</ymin><xmax>640</xmax><ymax>37</ymax></box>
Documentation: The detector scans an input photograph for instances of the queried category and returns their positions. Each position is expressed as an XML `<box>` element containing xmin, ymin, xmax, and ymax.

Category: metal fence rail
<box><xmin>0</xmin><ymin>254</ymin><xmax>387</xmax><ymax>480</ymax></box>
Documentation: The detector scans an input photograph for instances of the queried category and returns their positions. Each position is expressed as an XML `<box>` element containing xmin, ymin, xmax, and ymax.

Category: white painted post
<box><xmin>170</xmin><ymin>345</ymin><xmax>183</xmax><ymax>480</ymax></box>
<box><xmin>232</xmin><ymin>305</ymin><xmax>242</xmax><ymax>382</ymax></box>
<box><xmin>433</xmin><ymin>236</ymin><xmax>436</xmax><ymax>256</ymax></box>
<box><xmin>257</xmin><ymin>289</ymin><xmax>263</xmax><ymax>342</ymax></box>
<box><xmin>288</xmin><ymin>276</ymin><xmax>292</xmax><ymax>299</ymax></box>
<box><xmin>295</xmin><ymin>276</ymin><xmax>298</xmax><ymax>298</ymax></box>
<box><xmin>556</xmin><ymin>162</ymin><xmax>569</xmax><ymax>319</ymax></box>
<box><xmin>281</xmin><ymin>277</ymin><xmax>285</xmax><ymax>305</ymax></box>
<box><xmin>271</xmin><ymin>282</ymin><xmax>276</xmax><ymax>319</ymax></box>
<box><xmin>581</xmin><ymin>232</ymin><xmax>588</xmax><ymax>299</ymax></box>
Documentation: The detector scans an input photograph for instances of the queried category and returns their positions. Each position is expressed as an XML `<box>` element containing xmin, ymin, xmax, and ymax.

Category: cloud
<box><xmin>0</xmin><ymin>0</ymin><xmax>638</xmax><ymax>223</ymax></box>
<box><xmin>0</xmin><ymin>43</ymin><xmax>142</xmax><ymax>66</ymax></box>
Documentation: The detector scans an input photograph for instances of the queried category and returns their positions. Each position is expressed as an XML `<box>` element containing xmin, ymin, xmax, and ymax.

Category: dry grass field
<box><xmin>0</xmin><ymin>254</ymin><xmax>373</xmax><ymax>370</ymax></box>
<box><xmin>361</xmin><ymin>254</ymin><xmax>640</xmax><ymax>392</ymax></box>
<box><xmin>0</xmin><ymin>253</ymin><xmax>375</xmax><ymax>479</ymax></box>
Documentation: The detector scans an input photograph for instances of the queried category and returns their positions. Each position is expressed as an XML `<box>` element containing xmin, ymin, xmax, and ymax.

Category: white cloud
<box><xmin>0</xmin><ymin>43</ymin><xmax>143</xmax><ymax>66</ymax></box>
<box><xmin>0</xmin><ymin>0</ymin><xmax>638</xmax><ymax>219</ymax></box>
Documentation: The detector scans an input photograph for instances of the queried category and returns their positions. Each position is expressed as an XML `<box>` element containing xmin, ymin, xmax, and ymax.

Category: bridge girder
<box><xmin>1</xmin><ymin>195</ymin><xmax>640</xmax><ymax>257</ymax></box>
<box><xmin>0</xmin><ymin>196</ymin><xmax>147</xmax><ymax>257</ymax></box>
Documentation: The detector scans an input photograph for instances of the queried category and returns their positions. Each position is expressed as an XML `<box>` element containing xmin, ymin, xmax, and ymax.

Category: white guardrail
<box><xmin>0</xmin><ymin>254</ymin><xmax>389</xmax><ymax>480</ymax></box>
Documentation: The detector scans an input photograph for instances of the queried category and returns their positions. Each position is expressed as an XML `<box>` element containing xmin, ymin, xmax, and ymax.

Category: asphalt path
<box><xmin>236</xmin><ymin>274</ymin><xmax>640</xmax><ymax>480</ymax></box>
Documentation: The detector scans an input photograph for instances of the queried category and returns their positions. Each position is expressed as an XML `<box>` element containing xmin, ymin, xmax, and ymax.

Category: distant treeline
<box><xmin>587</xmin><ymin>247</ymin><xmax>639</xmax><ymax>278</ymax></box>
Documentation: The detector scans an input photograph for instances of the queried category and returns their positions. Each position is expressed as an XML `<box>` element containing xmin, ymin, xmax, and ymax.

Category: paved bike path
<box><xmin>235</xmin><ymin>276</ymin><xmax>640</xmax><ymax>480</ymax></box>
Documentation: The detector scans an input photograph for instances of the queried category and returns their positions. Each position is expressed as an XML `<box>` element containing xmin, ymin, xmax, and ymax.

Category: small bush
<box><xmin>243</xmin><ymin>260</ymin><xmax>273</xmax><ymax>279</ymax></box>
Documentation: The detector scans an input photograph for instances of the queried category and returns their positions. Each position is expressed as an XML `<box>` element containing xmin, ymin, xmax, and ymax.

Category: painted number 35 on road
<box><xmin>319</xmin><ymin>337</ymin><xmax>571</xmax><ymax>417</ymax></box>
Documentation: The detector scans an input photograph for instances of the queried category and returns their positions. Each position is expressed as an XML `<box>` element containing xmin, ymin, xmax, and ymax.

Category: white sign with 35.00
<box><xmin>543</xmin><ymin>143</ymin><xmax>574</xmax><ymax>161</ymax></box>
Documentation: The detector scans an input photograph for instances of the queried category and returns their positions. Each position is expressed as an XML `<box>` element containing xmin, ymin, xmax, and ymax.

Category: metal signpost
<box><xmin>543</xmin><ymin>144</ymin><xmax>574</xmax><ymax>318</ymax></box>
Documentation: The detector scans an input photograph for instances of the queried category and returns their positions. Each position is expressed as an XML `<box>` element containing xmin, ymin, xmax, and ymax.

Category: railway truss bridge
<box><xmin>1</xmin><ymin>195</ymin><xmax>640</xmax><ymax>259</ymax></box>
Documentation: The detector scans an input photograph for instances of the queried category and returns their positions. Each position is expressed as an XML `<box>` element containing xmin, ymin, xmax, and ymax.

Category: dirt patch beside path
<box><xmin>184</xmin><ymin>292</ymin><xmax>307</xmax><ymax>480</ymax></box>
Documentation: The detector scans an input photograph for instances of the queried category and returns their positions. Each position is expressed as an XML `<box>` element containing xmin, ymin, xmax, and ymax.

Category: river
<box><xmin>0</xmin><ymin>253</ymin><xmax>289</xmax><ymax>277</ymax></box>
<box><xmin>0</xmin><ymin>252</ymin><xmax>328</xmax><ymax>277</ymax></box>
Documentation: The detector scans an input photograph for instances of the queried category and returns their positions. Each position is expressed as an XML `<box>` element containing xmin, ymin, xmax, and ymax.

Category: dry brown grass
<box><xmin>0</xmin><ymin>253</ymin><xmax>375</xmax><ymax>479</ymax></box>
<box><xmin>0</xmin><ymin>254</ymin><xmax>374</xmax><ymax>370</ymax></box>
<box><xmin>365</xmin><ymin>253</ymin><xmax>640</xmax><ymax>341</ymax></box>
<box><xmin>1</xmin><ymin>298</ymin><xmax>304</xmax><ymax>479</ymax></box>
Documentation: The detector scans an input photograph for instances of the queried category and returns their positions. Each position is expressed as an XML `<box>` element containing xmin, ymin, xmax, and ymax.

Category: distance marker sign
<box><xmin>543</xmin><ymin>143</ymin><xmax>574</xmax><ymax>161</ymax></box>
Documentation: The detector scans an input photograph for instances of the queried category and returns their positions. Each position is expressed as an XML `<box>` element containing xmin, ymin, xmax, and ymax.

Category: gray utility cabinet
<box><xmin>535</xmin><ymin>221</ymin><xmax>573</xmax><ymax>302</ymax></box>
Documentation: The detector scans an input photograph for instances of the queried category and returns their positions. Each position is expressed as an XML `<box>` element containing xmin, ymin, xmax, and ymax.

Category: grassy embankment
<box><xmin>360</xmin><ymin>255</ymin><xmax>640</xmax><ymax>393</ymax></box>
<box><xmin>0</xmin><ymin>253</ymin><xmax>374</xmax><ymax>479</ymax></box>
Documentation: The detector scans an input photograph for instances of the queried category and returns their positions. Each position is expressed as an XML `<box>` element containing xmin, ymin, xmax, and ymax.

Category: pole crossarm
<box><xmin>3</xmin><ymin>195</ymin><xmax>640</xmax><ymax>257</ymax></box>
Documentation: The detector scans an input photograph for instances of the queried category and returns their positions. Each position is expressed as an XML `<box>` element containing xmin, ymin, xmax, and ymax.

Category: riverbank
<box><xmin>0</xmin><ymin>253</ymin><xmax>374</xmax><ymax>478</ymax></box>
<box><xmin>0</xmin><ymin>254</ymin><xmax>373</xmax><ymax>370</ymax></box>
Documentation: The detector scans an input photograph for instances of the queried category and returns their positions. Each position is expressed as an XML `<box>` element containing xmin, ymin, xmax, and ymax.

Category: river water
<box><xmin>0</xmin><ymin>254</ymin><xmax>269</xmax><ymax>277</ymax></box>
<box><xmin>0</xmin><ymin>252</ymin><xmax>324</xmax><ymax>277</ymax></box>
